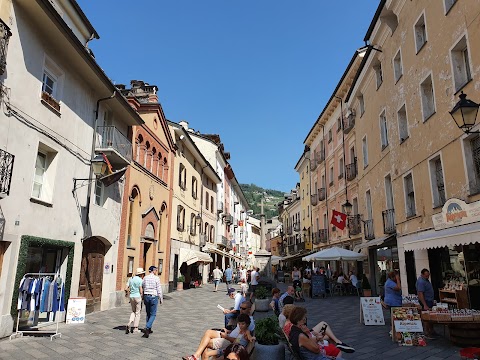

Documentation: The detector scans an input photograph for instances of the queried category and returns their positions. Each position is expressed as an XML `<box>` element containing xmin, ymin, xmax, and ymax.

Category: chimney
<box><xmin>179</xmin><ymin>121</ymin><xmax>189</xmax><ymax>130</ymax></box>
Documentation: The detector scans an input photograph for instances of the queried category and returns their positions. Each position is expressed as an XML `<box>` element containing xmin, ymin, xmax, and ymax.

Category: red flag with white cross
<box><xmin>331</xmin><ymin>210</ymin><xmax>348</xmax><ymax>230</ymax></box>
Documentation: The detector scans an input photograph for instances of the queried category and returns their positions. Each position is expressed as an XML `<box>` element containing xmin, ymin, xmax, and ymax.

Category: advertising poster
<box><xmin>66</xmin><ymin>297</ymin><xmax>86</xmax><ymax>324</ymax></box>
<box><xmin>360</xmin><ymin>297</ymin><xmax>385</xmax><ymax>325</ymax></box>
<box><xmin>391</xmin><ymin>307</ymin><xmax>426</xmax><ymax>346</ymax></box>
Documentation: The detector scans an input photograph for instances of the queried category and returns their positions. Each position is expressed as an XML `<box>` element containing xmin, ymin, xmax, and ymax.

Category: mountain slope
<box><xmin>240</xmin><ymin>183</ymin><xmax>284</xmax><ymax>218</ymax></box>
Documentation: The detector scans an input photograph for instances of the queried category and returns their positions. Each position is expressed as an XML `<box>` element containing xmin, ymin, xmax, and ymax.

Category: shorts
<box><xmin>214</xmin><ymin>279</ymin><xmax>220</xmax><ymax>286</ymax></box>
<box><xmin>251</xmin><ymin>284</ymin><xmax>257</xmax><ymax>293</ymax></box>
<box><xmin>322</xmin><ymin>344</ymin><xmax>341</xmax><ymax>357</ymax></box>
<box><xmin>212</xmin><ymin>336</ymin><xmax>231</xmax><ymax>350</ymax></box>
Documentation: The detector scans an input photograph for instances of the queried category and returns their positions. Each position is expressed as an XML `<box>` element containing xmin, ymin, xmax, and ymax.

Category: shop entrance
<box><xmin>78</xmin><ymin>238</ymin><xmax>105</xmax><ymax>313</ymax></box>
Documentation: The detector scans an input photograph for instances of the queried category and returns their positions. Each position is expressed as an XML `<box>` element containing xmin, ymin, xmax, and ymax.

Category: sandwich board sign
<box><xmin>360</xmin><ymin>297</ymin><xmax>385</xmax><ymax>325</ymax></box>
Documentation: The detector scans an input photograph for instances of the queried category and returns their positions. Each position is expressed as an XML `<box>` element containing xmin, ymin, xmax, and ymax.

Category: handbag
<box><xmin>125</xmin><ymin>279</ymin><xmax>131</xmax><ymax>298</ymax></box>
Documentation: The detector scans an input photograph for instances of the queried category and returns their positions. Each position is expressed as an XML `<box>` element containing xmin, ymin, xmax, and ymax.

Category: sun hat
<box><xmin>136</xmin><ymin>267</ymin><xmax>145</xmax><ymax>275</ymax></box>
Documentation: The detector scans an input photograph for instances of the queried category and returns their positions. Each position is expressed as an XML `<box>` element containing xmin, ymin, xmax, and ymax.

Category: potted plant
<box><xmin>177</xmin><ymin>275</ymin><xmax>185</xmax><ymax>291</ymax></box>
<box><xmin>254</xmin><ymin>286</ymin><xmax>270</xmax><ymax>312</ymax></box>
<box><xmin>362</xmin><ymin>274</ymin><xmax>372</xmax><ymax>297</ymax></box>
<box><xmin>251</xmin><ymin>316</ymin><xmax>285</xmax><ymax>360</ymax></box>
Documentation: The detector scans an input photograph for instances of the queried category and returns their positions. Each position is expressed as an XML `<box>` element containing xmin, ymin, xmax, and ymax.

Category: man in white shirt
<box><xmin>249</xmin><ymin>267</ymin><xmax>260</xmax><ymax>300</ymax></box>
<box><xmin>224</xmin><ymin>288</ymin><xmax>245</xmax><ymax>327</ymax></box>
<box><xmin>212</xmin><ymin>266</ymin><xmax>223</xmax><ymax>292</ymax></box>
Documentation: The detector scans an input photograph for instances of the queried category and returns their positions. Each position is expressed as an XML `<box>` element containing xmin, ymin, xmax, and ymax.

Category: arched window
<box><xmin>135</xmin><ymin>134</ymin><xmax>143</xmax><ymax>163</ymax></box>
<box><xmin>192</xmin><ymin>177</ymin><xmax>198</xmax><ymax>199</ymax></box>
<box><xmin>145</xmin><ymin>222</ymin><xmax>155</xmax><ymax>239</ymax></box>
<box><xmin>204</xmin><ymin>222</ymin><xmax>209</xmax><ymax>241</ymax></box>
<box><xmin>144</xmin><ymin>141</ymin><xmax>151</xmax><ymax>169</ymax></box>
<box><xmin>177</xmin><ymin>205</ymin><xmax>185</xmax><ymax>231</ymax></box>
<box><xmin>190</xmin><ymin>213</ymin><xmax>197</xmax><ymax>235</ymax></box>
<box><xmin>210</xmin><ymin>226</ymin><xmax>215</xmax><ymax>243</ymax></box>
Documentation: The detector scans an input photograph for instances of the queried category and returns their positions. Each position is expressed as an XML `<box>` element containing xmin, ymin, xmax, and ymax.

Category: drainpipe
<box><xmin>83</xmin><ymin>92</ymin><xmax>116</xmax><ymax>238</ymax></box>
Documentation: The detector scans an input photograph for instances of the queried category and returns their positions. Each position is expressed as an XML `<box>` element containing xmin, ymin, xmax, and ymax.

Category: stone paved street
<box><xmin>0</xmin><ymin>282</ymin><xmax>463</xmax><ymax>360</ymax></box>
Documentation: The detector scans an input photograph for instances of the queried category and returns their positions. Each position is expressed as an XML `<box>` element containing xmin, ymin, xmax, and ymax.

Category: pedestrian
<box><xmin>213</xmin><ymin>265</ymin><xmax>223</xmax><ymax>292</ymax></box>
<box><xmin>239</xmin><ymin>266</ymin><xmax>247</xmax><ymax>283</ymax></box>
<box><xmin>224</xmin><ymin>288</ymin><xmax>245</xmax><ymax>328</ymax></box>
<box><xmin>142</xmin><ymin>265</ymin><xmax>163</xmax><ymax>338</ymax></box>
<box><xmin>249</xmin><ymin>267</ymin><xmax>259</xmax><ymax>301</ymax></box>
<box><xmin>125</xmin><ymin>267</ymin><xmax>145</xmax><ymax>334</ymax></box>
<box><xmin>384</xmin><ymin>271</ymin><xmax>402</xmax><ymax>308</ymax></box>
<box><xmin>416</xmin><ymin>268</ymin><xmax>437</xmax><ymax>339</ymax></box>
<box><xmin>225</xmin><ymin>265</ymin><xmax>233</xmax><ymax>292</ymax></box>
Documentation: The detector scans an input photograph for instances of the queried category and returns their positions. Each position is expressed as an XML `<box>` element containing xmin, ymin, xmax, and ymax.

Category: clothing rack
<box><xmin>10</xmin><ymin>272</ymin><xmax>63</xmax><ymax>341</ymax></box>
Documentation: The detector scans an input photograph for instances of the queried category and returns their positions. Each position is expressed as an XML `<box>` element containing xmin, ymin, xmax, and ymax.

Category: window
<box><xmin>329</xmin><ymin>166</ymin><xmax>334</xmax><ymax>186</ymax></box>
<box><xmin>358</xmin><ymin>94</ymin><xmax>365</xmax><ymax>116</ymax></box>
<box><xmin>338</xmin><ymin>158</ymin><xmax>344</xmax><ymax>179</ymax></box>
<box><xmin>210</xmin><ymin>196</ymin><xmax>214</xmax><ymax>213</ymax></box>
<box><xmin>362</xmin><ymin>136</ymin><xmax>368</xmax><ymax>168</ymax></box>
<box><xmin>374</xmin><ymin>62</ymin><xmax>383</xmax><ymax>89</ymax></box>
<box><xmin>337</xmin><ymin>118</ymin><xmax>342</xmax><ymax>132</ymax></box>
<box><xmin>451</xmin><ymin>36</ymin><xmax>472</xmax><ymax>92</ymax></box>
<box><xmin>179</xmin><ymin>163</ymin><xmax>186</xmax><ymax>190</ymax></box>
<box><xmin>190</xmin><ymin>213</ymin><xmax>197</xmax><ymax>235</ymax></box>
<box><xmin>210</xmin><ymin>226</ymin><xmax>215</xmax><ymax>243</ymax></box>
<box><xmin>397</xmin><ymin>105</ymin><xmax>409</xmax><ymax>142</ymax></box>
<box><xmin>41</xmin><ymin>57</ymin><xmax>63</xmax><ymax>112</ymax></box>
<box><xmin>328</xmin><ymin>129</ymin><xmax>332</xmax><ymax>143</ymax></box>
<box><xmin>205</xmin><ymin>191</ymin><xmax>209</xmax><ymax>210</ymax></box>
<box><xmin>420</xmin><ymin>75</ymin><xmax>435</xmax><ymax>121</ymax></box>
<box><xmin>393</xmin><ymin>50</ymin><xmax>403</xmax><ymax>82</ymax></box>
<box><xmin>365</xmin><ymin>190</ymin><xmax>373</xmax><ymax>219</ymax></box>
<box><xmin>445</xmin><ymin>0</ymin><xmax>456</xmax><ymax>14</ymax></box>
<box><xmin>192</xmin><ymin>177</ymin><xmax>198</xmax><ymax>199</ymax></box>
<box><xmin>414</xmin><ymin>14</ymin><xmax>427</xmax><ymax>53</ymax></box>
<box><xmin>385</xmin><ymin>175</ymin><xmax>394</xmax><ymax>210</ymax></box>
<box><xmin>429</xmin><ymin>156</ymin><xmax>446</xmax><ymax>208</ymax></box>
<box><xmin>404</xmin><ymin>173</ymin><xmax>416</xmax><ymax>217</ymax></box>
<box><xmin>380</xmin><ymin>111</ymin><xmax>389</xmax><ymax>149</ymax></box>
<box><xmin>32</xmin><ymin>145</ymin><xmax>57</xmax><ymax>203</ymax></box>
<box><xmin>42</xmin><ymin>71</ymin><xmax>56</xmax><ymax>96</ymax></box>
<box><xmin>204</xmin><ymin>223</ymin><xmax>209</xmax><ymax>239</ymax></box>
<box><xmin>177</xmin><ymin>205</ymin><xmax>185</xmax><ymax>231</ymax></box>
<box><xmin>94</xmin><ymin>180</ymin><xmax>105</xmax><ymax>207</ymax></box>
<box><xmin>466</xmin><ymin>136</ymin><xmax>480</xmax><ymax>195</ymax></box>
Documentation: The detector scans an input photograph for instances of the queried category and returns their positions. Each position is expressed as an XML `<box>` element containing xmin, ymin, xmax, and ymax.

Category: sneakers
<box><xmin>125</xmin><ymin>326</ymin><xmax>130</xmax><ymax>335</ymax></box>
<box><xmin>336</xmin><ymin>342</ymin><xmax>355</xmax><ymax>353</ymax></box>
<box><xmin>142</xmin><ymin>328</ymin><xmax>151</xmax><ymax>338</ymax></box>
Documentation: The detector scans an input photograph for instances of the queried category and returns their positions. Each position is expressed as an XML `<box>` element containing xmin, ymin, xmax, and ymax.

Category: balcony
<box><xmin>0</xmin><ymin>19</ymin><xmax>12</xmax><ymax>76</ymax></box>
<box><xmin>0</xmin><ymin>149</ymin><xmax>14</xmax><ymax>198</ymax></box>
<box><xmin>293</xmin><ymin>223</ymin><xmax>300</xmax><ymax>232</ymax></box>
<box><xmin>318</xmin><ymin>187</ymin><xmax>326</xmax><ymax>201</ymax></box>
<box><xmin>217</xmin><ymin>201</ymin><xmax>224</xmax><ymax>213</ymax></box>
<box><xmin>311</xmin><ymin>193</ymin><xmax>318</xmax><ymax>206</ymax></box>
<box><xmin>96</xmin><ymin>126</ymin><xmax>132</xmax><ymax>166</ymax></box>
<box><xmin>343</xmin><ymin>110</ymin><xmax>356</xmax><ymax>134</ymax></box>
<box><xmin>311</xmin><ymin>157</ymin><xmax>318</xmax><ymax>171</ymax></box>
<box><xmin>297</xmin><ymin>242</ymin><xmax>305</xmax><ymax>251</ymax></box>
<box><xmin>364</xmin><ymin>219</ymin><xmax>375</xmax><ymax>240</ymax></box>
<box><xmin>286</xmin><ymin>226</ymin><xmax>293</xmax><ymax>235</ymax></box>
<box><xmin>224</xmin><ymin>214</ymin><xmax>233</xmax><ymax>225</ymax></box>
<box><xmin>346</xmin><ymin>158</ymin><xmax>357</xmax><ymax>181</ymax></box>
<box><xmin>318</xmin><ymin>149</ymin><xmax>326</xmax><ymax>164</ymax></box>
<box><xmin>318</xmin><ymin>229</ymin><xmax>328</xmax><ymax>243</ymax></box>
<box><xmin>217</xmin><ymin>235</ymin><xmax>228</xmax><ymax>247</ymax></box>
<box><xmin>288</xmin><ymin>244</ymin><xmax>296</xmax><ymax>254</ymax></box>
<box><xmin>348</xmin><ymin>215</ymin><xmax>362</xmax><ymax>236</ymax></box>
<box><xmin>382</xmin><ymin>209</ymin><xmax>396</xmax><ymax>234</ymax></box>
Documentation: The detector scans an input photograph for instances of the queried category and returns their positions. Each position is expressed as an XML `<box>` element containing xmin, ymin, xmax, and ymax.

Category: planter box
<box><xmin>254</xmin><ymin>298</ymin><xmax>270</xmax><ymax>312</ymax></box>
<box><xmin>251</xmin><ymin>342</ymin><xmax>285</xmax><ymax>360</ymax></box>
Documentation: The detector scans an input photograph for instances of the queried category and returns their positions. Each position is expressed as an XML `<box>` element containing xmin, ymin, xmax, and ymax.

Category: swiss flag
<box><xmin>331</xmin><ymin>210</ymin><xmax>348</xmax><ymax>230</ymax></box>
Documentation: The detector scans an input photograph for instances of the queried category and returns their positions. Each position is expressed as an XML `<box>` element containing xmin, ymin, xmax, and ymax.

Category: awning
<box><xmin>353</xmin><ymin>234</ymin><xmax>395</xmax><ymax>252</ymax></box>
<box><xmin>203</xmin><ymin>247</ymin><xmax>242</xmax><ymax>261</ymax></box>
<box><xmin>179</xmin><ymin>248</ymin><xmax>213</xmax><ymax>266</ymax></box>
<box><xmin>402</xmin><ymin>222</ymin><xmax>480</xmax><ymax>252</ymax></box>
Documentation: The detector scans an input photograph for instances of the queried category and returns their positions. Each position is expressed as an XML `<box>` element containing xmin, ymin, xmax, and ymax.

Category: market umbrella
<box><xmin>302</xmin><ymin>246</ymin><xmax>367</xmax><ymax>262</ymax></box>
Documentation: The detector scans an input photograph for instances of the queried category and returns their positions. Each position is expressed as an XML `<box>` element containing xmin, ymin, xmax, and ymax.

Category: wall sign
<box><xmin>432</xmin><ymin>198</ymin><xmax>480</xmax><ymax>230</ymax></box>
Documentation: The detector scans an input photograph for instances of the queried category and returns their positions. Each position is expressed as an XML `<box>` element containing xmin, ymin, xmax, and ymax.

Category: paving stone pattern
<box><xmin>0</xmin><ymin>282</ymin><xmax>463</xmax><ymax>359</ymax></box>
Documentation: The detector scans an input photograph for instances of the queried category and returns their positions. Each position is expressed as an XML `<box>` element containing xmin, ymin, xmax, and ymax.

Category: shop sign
<box><xmin>432</xmin><ymin>198</ymin><xmax>480</xmax><ymax>230</ymax></box>
<box><xmin>66</xmin><ymin>297</ymin><xmax>87</xmax><ymax>324</ymax></box>
<box><xmin>391</xmin><ymin>307</ymin><xmax>425</xmax><ymax>346</ymax></box>
<box><xmin>360</xmin><ymin>297</ymin><xmax>385</xmax><ymax>325</ymax></box>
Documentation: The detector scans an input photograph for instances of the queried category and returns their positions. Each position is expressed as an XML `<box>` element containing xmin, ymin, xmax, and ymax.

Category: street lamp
<box><xmin>91</xmin><ymin>154</ymin><xmax>109</xmax><ymax>177</ymax></box>
<box><xmin>195</xmin><ymin>213</ymin><xmax>202</xmax><ymax>227</ymax></box>
<box><xmin>450</xmin><ymin>92</ymin><xmax>480</xmax><ymax>134</ymax></box>
<box><xmin>342</xmin><ymin>200</ymin><xmax>353</xmax><ymax>215</ymax></box>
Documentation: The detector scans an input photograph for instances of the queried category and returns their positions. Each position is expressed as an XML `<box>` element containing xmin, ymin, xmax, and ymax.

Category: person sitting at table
<box><xmin>384</xmin><ymin>271</ymin><xmax>402</xmax><ymax>308</ymax></box>
<box><xmin>348</xmin><ymin>271</ymin><xmax>359</xmax><ymax>292</ymax></box>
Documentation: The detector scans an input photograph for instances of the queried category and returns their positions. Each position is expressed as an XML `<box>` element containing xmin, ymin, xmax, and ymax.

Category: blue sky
<box><xmin>78</xmin><ymin>1</ymin><xmax>379</xmax><ymax>192</ymax></box>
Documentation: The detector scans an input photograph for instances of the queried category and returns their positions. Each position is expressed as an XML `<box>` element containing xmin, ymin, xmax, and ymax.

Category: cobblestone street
<box><xmin>0</xmin><ymin>282</ymin><xmax>463</xmax><ymax>360</ymax></box>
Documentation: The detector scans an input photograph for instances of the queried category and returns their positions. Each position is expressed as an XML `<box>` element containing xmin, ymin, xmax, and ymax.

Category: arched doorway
<box><xmin>78</xmin><ymin>237</ymin><xmax>105</xmax><ymax>313</ymax></box>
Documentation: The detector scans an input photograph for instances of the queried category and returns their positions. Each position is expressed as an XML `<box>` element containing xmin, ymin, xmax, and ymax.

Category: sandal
<box><xmin>182</xmin><ymin>356</ymin><xmax>198</xmax><ymax>360</ymax></box>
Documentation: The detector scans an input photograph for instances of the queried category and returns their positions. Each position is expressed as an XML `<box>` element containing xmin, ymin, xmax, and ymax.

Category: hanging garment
<box><xmin>40</xmin><ymin>278</ymin><xmax>51</xmax><ymax>313</ymax></box>
<box><xmin>35</xmin><ymin>278</ymin><xmax>43</xmax><ymax>309</ymax></box>
<box><xmin>59</xmin><ymin>284</ymin><xmax>65</xmax><ymax>312</ymax></box>
<box><xmin>47</xmin><ymin>281</ymin><xmax>55</xmax><ymax>312</ymax></box>
<box><xmin>21</xmin><ymin>278</ymin><xmax>32</xmax><ymax>310</ymax></box>
<box><xmin>29</xmin><ymin>279</ymin><xmax>37</xmax><ymax>311</ymax></box>
<box><xmin>17</xmin><ymin>277</ymin><xmax>25</xmax><ymax>310</ymax></box>
<box><xmin>52</xmin><ymin>283</ymin><xmax>59</xmax><ymax>312</ymax></box>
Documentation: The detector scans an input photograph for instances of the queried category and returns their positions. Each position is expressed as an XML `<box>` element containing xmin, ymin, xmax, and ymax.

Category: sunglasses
<box><xmin>240</xmin><ymin>307</ymin><xmax>249</xmax><ymax>310</ymax></box>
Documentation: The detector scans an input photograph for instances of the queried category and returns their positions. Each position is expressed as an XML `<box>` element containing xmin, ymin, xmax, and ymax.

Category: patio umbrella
<box><xmin>302</xmin><ymin>246</ymin><xmax>367</xmax><ymax>262</ymax></box>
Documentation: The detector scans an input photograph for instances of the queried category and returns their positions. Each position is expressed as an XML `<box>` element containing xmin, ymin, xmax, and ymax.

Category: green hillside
<box><xmin>240</xmin><ymin>183</ymin><xmax>284</xmax><ymax>218</ymax></box>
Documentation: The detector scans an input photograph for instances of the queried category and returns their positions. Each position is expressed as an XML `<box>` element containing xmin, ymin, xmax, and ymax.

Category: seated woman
<box><xmin>222</xmin><ymin>343</ymin><xmax>249</xmax><ymax>360</ymax></box>
<box><xmin>384</xmin><ymin>271</ymin><xmax>402</xmax><ymax>308</ymax></box>
<box><xmin>280</xmin><ymin>304</ymin><xmax>296</xmax><ymax>331</ymax></box>
<box><xmin>288</xmin><ymin>307</ymin><xmax>355</xmax><ymax>359</ymax></box>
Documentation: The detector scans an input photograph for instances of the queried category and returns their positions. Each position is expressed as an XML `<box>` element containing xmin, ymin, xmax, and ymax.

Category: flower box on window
<box><xmin>41</xmin><ymin>91</ymin><xmax>61</xmax><ymax>112</ymax></box>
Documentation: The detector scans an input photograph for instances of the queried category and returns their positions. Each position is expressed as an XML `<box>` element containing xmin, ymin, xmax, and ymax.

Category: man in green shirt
<box><xmin>125</xmin><ymin>267</ymin><xmax>145</xmax><ymax>334</ymax></box>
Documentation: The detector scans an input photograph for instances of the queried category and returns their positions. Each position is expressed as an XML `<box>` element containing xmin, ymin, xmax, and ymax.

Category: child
<box><xmin>240</xmin><ymin>279</ymin><xmax>248</xmax><ymax>297</ymax></box>
<box><xmin>294</xmin><ymin>283</ymin><xmax>305</xmax><ymax>302</ymax></box>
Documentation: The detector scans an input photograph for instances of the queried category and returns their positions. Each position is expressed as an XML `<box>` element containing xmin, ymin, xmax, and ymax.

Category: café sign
<box><xmin>432</xmin><ymin>198</ymin><xmax>480</xmax><ymax>230</ymax></box>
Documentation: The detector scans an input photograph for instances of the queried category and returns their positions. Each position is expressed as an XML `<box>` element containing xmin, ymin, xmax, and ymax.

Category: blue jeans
<box><xmin>144</xmin><ymin>295</ymin><xmax>158</xmax><ymax>330</ymax></box>
<box><xmin>225</xmin><ymin>311</ymin><xmax>239</xmax><ymax>327</ymax></box>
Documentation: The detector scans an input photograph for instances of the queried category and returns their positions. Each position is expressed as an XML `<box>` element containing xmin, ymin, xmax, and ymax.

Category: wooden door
<box><xmin>78</xmin><ymin>238</ymin><xmax>105</xmax><ymax>313</ymax></box>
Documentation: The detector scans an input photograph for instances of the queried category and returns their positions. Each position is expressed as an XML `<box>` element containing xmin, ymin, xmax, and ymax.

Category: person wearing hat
<box><xmin>125</xmin><ymin>267</ymin><xmax>145</xmax><ymax>334</ymax></box>
<box><xmin>224</xmin><ymin>288</ymin><xmax>245</xmax><ymax>328</ymax></box>
<box><xmin>142</xmin><ymin>265</ymin><xmax>163</xmax><ymax>338</ymax></box>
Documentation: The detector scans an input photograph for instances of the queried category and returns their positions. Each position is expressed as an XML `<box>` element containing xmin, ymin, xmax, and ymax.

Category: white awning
<box><xmin>179</xmin><ymin>248</ymin><xmax>213</xmax><ymax>266</ymax></box>
<box><xmin>353</xmin><ymin>234</ymin><xmax>395</xmax><ymax>252</ymax></box>
<box><xmin>402</xmin><ymin>222</ymin><xmax>480</xmax><ymax>252</ymax></box>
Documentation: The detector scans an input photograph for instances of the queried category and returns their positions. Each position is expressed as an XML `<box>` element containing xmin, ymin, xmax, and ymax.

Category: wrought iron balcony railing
<box><xmin>288</xmin><ymin>244</ymin><xmax>296</xmax><ymax>254</ymax></box>
<box><xmin>318</xmin><ymin>187</ymin><xmax>326</xmax><ymax>201</ymax></box>
<box><xmin>348</xmin><ymin>215</ymin><xmax>362</xmax><ymax>236</ymax></box>
<box><xmin>343</xmin><ymin>111</ymin><xmax>356</xmax><ymax>134</ymax></box>
<box><xmin>224</xmin><ymin>214</ymin><xmax>234</xmax><ymax>225</ymax></box>
<box><xmin>217</xmin><ymin>235</ymin><xmax>228</xmax><ymax>247</ymax></box>
<box><xmin>382</xmin><ymin>209</ymin><xmax>396</xmax><ymax>234</ymax></box>
<box><xmin>297</xmin><ymin>242</ymin><xmax>305</xmax><ymax>251</ymax></box>
<box><xmin>0</xmin><ymin>148</ymin><xmax>14</xmax><ymax>197</ymax></box>
<box><xmin>364</xmin><ymin>219</ymin><xmax>375</xmax><ymax>240</ymax></box>
<box><xmin>311</xmin><ymin>193</ymin><xmax>318</xmax><ymax>206</ymax></box>
<box><xmin>0</xmin><ymin>19</ymin><xmax>12</xmax><ymax>76</ymax></box>
<box><xmin>313</xmin><ymin>229</ymin><xmax>328</xmax><ymax>244</ymax></box>
<box><xmin>96</xmin><ymin>126</ymin><xmax>132</xmax><ymax>164</ymax></box>
<box><xmin>293</xmin><ymin>223</ymin><xmax>300</xmax><ymax>232</ymax></box>
<box><xmin>311</xmin><ymin>158</ymin><xmax>318</xmax><ymax>171</ymax></box>
<box><xmin>318</xmin><ymin>149</ymin><xmax>326</xmax><ymax>164</ymax></box>
<box><xmin>346</xmin><ymin>158</ymin><xmax>357</xmax><ymax>181</ymax></box>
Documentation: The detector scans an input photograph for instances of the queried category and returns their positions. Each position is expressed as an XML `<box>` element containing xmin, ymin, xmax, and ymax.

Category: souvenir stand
<box><xmin>10</xmin><ymin>272</ymin><xmax>64</xmax><ymax>341</ymax></box>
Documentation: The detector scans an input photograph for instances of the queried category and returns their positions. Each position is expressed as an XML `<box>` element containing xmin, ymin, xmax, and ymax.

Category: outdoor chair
<box><xmin>333</xmin><ymin>283</ymin><xmax>345</xmax><ymax>296</ymax></box>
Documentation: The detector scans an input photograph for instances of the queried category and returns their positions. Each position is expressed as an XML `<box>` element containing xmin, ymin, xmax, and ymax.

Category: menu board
<box><xmin>311</xmin><ymin>275</ymin><xmax>326</xmax><ymax>297</ymax></box>
<box><xmin>360</xmin><ymin>297</ymin><xmax>385</xmax><ymax>325</ymax></box>
<box><xmin>66</xmin><ymin>297</ymin><xmax>86</xmax><ymax>324</ymax></box>
<box><xmin>391</xmin><ymin>307</ymin><xmax>425</xmax><ymax>346</ymax></box>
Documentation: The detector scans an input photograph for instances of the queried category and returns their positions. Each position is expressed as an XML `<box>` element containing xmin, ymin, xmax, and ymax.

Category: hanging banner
<box><xmin>360</xmin><ymin>297</ymin><xmax>385</xmax><ymax>325</ymax></box>
<box><xmin>66</xmin><ymin>297</ymin><xmax>87</xmax><ymax>324</ymax></box>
